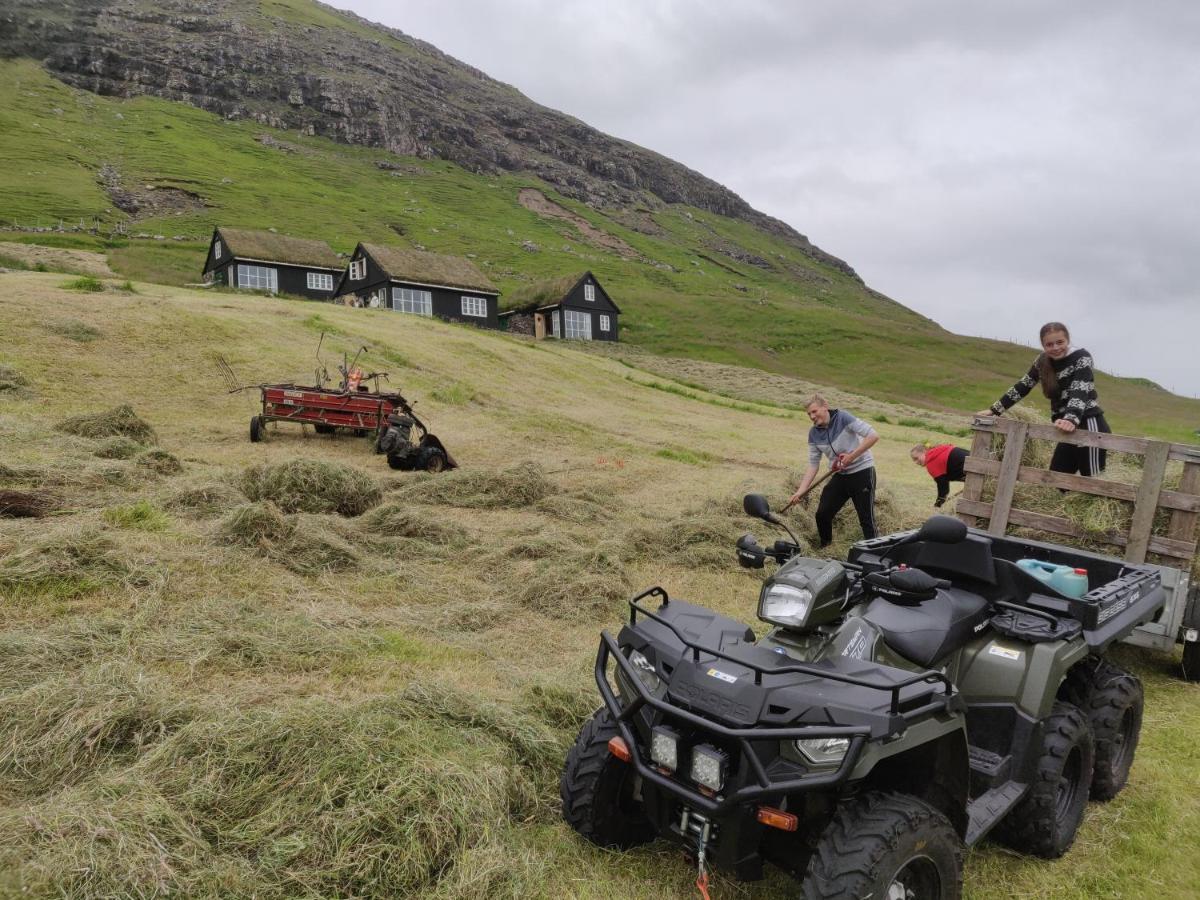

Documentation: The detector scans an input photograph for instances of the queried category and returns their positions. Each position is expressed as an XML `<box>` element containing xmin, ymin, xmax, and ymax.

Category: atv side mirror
<box><xmin>915</xmin><ymin>514</ymin><xmax>968</xmax><ymax>545</ymax></box>
<box><xmin>743</xmin><ymin>493</ymin><xmax>772</xmax><ymax>520</ymax></box>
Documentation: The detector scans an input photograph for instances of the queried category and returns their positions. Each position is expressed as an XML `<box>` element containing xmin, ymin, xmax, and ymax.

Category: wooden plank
<box><xmin>1021</xmin><ymin>422</ymin><xmax>1152</xmax><ymax>454</ymax></box>
<box><xmin>1168</xmin><ymin>445</ymin><xmax>1200</xmax><ymax>464</ymax></box>
<box><xmin>1167</xmin><ymin>460</ymin><xmax>1200</xmax><ymax>553</ymax></box>
<box><xmin>957</xmin><ymin>427</ymin><xmax>996</xmax><ymax>528</ymax></box>
<box><xmin>988</xmin><ymin>422</ymin><xmax>1027</xmax><ymax>537</ymax></box>
<box><xmin>1125</xmin><ymin>441</ymin><xmax>1170</xmax><ymax>564</ymax></box>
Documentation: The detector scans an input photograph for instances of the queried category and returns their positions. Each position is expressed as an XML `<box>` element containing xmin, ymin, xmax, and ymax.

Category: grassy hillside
<box><xmin>1</xmin><ymin>272</ymin><xmax>1198</xmax><ymax>898</ymax></box>
<box><xmin>2</xmin><ymin>59</ymin><xmax>1198</xmax><ymax>439</ymax></box>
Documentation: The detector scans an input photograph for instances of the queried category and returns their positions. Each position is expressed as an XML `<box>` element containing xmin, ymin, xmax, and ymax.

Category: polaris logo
<box><xmin>673</xmin><ymin>682</ymin><xmax>752</xmax><ymax>720</ymax></box>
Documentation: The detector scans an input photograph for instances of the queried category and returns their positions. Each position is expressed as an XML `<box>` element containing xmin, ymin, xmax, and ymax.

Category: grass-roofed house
<box><xmin>202</xmin><ymin>227</ymin><xmax>343</xmax><ymax>299</ymax></box>
<box><xmin>334</xmin><ymin>243</ymin><xmax>501</xmax><ymax>329</ymax></box>
<box><xmin>498</xmin><ymin>271</ymin><xmax>619</xmax><ymax>341</ymax></box>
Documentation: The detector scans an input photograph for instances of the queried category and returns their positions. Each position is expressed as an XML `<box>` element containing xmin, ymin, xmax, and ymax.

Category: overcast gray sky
<box><xmin>344</xmin><ymin>1</ymin><xmax>1200</xmax><ymax>397</ymax></box>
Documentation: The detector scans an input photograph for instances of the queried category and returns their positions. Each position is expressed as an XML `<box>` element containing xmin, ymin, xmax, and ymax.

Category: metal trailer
<box><xmin>957</xmin><ymin>415</ymin><xmax>1200</xmax><ymax>679</ymax></box>
<box><xmin>249</xmin><ymin>383</ymin><xmax>403</xmax><ymax>443</ymax></box>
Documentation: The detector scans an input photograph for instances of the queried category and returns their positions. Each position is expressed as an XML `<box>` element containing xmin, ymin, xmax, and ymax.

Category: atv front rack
<box><xmin>594</xmin><ymin>587</ymin><xmax>959</xmax><ymax>815</ymax></box>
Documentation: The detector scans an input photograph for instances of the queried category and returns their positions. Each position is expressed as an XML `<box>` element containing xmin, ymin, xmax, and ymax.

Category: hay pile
<box><xmin>217</xmin><ymin>501</ymin><xmax>360</xmax><ymax>574</ymax></box>
<box><xmin>391</xmin><ymin>462</ymin><xmax>551</xmax><ymax>509</ymax></box>
<box><xmin>0</xmin><ymin>363</ymin><xmax>30</xmax><ymax>394</ymax></box>
<box><xmin>511</xmin><ymin>541</ymin><xmax>631</xmax><ymax>618</ymax></box>
<box><xmin>0</xmin><ymin>489</ymin><xmax>57</xmax><ymax>518</ymax></box>
<box><xmin>533</xmin><ymin>487</ymin><xmax>612</xmax><ymax>524</ymax></box>
<box><xmin>0</xmin><ymin>525</ymin><xmax>147</xmax><ymax>597</ymax></box>
<box><xmin>360</xmin><ymin>502</ymin><xmax>459</xmax><ymax>545</ymax></box>
<box><xmin>134</xmin><ymin>448</ymin><xmax>183</xmax><ymax>476</ymax></box>
<box><xmin>627</xmin><ymin>496</ymin><xmax>752</xmax><ymax>570</ymax></box>
<box><xmin>167</xmin><ymin>481</ymin><xmax>245</xmax><ymax>519</ymax></box>
<box><xmin>241</xmin><ymin>459</ymin><xmax>381</xmax><ymax>517</ymax></box>
<box><xmin>92</xmin><ymin>435</ymin><xmax>143</xmax><ymax>459</ymax></box>
<box><xmin>55</xmin><ymin>404</ymin><xmax>157</xmax><ymax>445</ymax></box>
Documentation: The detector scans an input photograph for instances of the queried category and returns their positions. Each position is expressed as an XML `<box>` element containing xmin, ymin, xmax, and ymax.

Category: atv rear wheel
<box><xmin>1062</xmin><ymin>658</ymin><xmax>1143</xmax><ymax>800</ymax></box>
<box><xmin>560</xmin><ymin>708</ymin><xmax>654</xmax><ymax>850</ymax></box>
<box><xmin>249</xmin><ymin>416</ymin><xmax>263</xmax><ymax>443</ymax></box>
<box><xmin>995</xmin><ymin>701</ymin><xmax>1094</xmax><ymax>858</ymax></box>
<box><xmin>801</xmin><ymin>792</ymin><xmax>962</xmax><ymax>900</ymax></box>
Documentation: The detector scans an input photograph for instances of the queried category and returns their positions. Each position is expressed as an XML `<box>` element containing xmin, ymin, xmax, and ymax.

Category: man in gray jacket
<box><xmin>788</xmin><ymin>394</ymin><xmax>879</xmax><ymax>547</ymax></box>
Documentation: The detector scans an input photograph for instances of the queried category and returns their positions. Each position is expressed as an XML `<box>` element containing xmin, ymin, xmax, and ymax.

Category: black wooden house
<box><xmin>498</xmin><ymin>271</ymin><xmax>620</xmax><ymax>341</ymax></box>
<box><xmin>201</xmin><ymin>227</ymin><xmax>343</xmax><ymax>300</ymax></box>
<box><xmin>333</xmin><ymin>243</ymin><xmax>500</xmax><ymax>329</ymax></box>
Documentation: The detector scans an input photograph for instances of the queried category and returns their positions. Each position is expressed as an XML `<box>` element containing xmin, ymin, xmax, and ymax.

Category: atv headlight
<box><xmin>759</xmin><ymin>584</ymin><xmax>814</xmax><ymax>628</ymax></box>
<box><xmin>690</xmin><ymin>744</ymin><xmax>729</xmax><ymax>792</ymax></box>
<box><xmin>627</xmin><ymin>649</ymin><xmax>662</xmax><ymax>694</ymax></box>
<box><xmin>651</xmin><ymin>726</ymin><xmax>680</xmax><ymax>771</ymax></box>
<box><xmin>795</xmin><ymin>737</ymin><xmax>850</xmax><ymax>766</ymax></box>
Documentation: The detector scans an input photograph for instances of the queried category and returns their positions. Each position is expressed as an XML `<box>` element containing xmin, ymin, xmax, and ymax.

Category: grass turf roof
<box><xmin>215</xmin><ymin>228</ymin><xmax>342</xmax><ymax>270</ymax></box>
<box><xmin>502</xmin><ymin>272</ymin><xmax>588</xmax><ymax>312</ymax></box>
<box><xmin>361</xmin><ymin>243</ymin><xmax>498</xmax><ymax>294</ymax></box>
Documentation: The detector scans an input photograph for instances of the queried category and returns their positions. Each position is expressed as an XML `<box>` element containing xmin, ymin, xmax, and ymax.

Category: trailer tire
<box><xmin>560</xmin><ymin>708</ymin><xmax>654</xmax><ymax>850</ymax></box>
<box><xmin>1062</xmin><ymin>658</ymin><xmax>1143</xmax><ymax>800</ymax></box>
<box><xmin>249</xmin><ymin>416</ymin><xmax>263</xmax><ymax>443</ymax></box>
<box><xmin>994</xmin><ymin>702</ymin><xmax>1093</xmax><ymax>858</ymax></box>
<box><xmin>801</xmin><ymin>792</ymin><xmax>962</xmax><ymax>900</ymax></box>
<box><xmin>1182</xmin><ymin>641</ymin><xmax>1200</xmax><ymax>683</ymax></box>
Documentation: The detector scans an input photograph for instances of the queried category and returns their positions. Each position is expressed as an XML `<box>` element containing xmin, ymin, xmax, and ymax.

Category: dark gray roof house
<box><xmin>201</xmin><ymin>227</ymin><xmax>343</xmax><ymax>299</ymax></box>
<box><xmin>498</xmin><ymin>271</ymin><xmax>620</xmax><ymax>341</ymax></box>
<box><xmin>334</xmin><ymin>243</ymin><xmax>501</xmax><ymax>329</ymax></box>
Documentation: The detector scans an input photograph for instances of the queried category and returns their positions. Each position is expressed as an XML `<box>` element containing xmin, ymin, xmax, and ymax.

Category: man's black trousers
<box><xmin>815</xmin><ymin>467</ymin><xmax>877</xmax><ymax>547</ymax></box>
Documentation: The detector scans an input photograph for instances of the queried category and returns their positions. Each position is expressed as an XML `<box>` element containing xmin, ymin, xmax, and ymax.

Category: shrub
<box><xmin>61</xmin><ymin>276</ymin><xmax>105</xmax><ymax>292</ymax></box>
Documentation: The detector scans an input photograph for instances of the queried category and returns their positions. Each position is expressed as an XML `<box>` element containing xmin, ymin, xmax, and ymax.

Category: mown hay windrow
<box><xmin>55</xmin><ymin>404</ymin><xmax>157</xmax><ymax>444</ymax></box>
<box><xmin>167</xmin><ymin>481</ymin><xmax>245</xmax><ymax>518</ymax></box>
<box><xmin>0</xmin><ymin>363</ymin><xmax>30</xmax><ymax>394</ymax></box>
<box><xmin>0</xmin><ymin>525</ymin><xmax>147</xmax><ymax>597</ymax></box>
<box><xmin>361</xmin><ymin>502</ymin><xmax>459</xmax><ymax>544</ymax></box>
<box><xmin>533</xmin><ymin>491</ymin><xmax>612</xmax><ymax>524</ymax></box>
<box><xmin>627</xmin><ymin>496</ymin><xmax>752</xmax><ymax>570</ymax></box>
<box><xmin>512</xmin><ymin>542</ymin><xmax>631</xmax><ymax>618</ymax></box>
<box><xmin>92</xmin><ymin>435</ymin><xmax>144</xmax><ymax>459</ymax></box>
<box><xmin>217</xmin><ymin>502</ymin><xmax>360</xmax><ymax>574</ymax></box>
<box><xmin>136</xmin><ymin>447</ymin><xmax>183</xmax><ymax>476</ymax></box>
<box><xmin>391</xmin><ymin>461</ymin><xmax>551</xmax><ymax>509</ymax></box>
<box><xmin>241</xmin><ymin>459</ymin><xmax>382</xmax><ymax>517</ymax></box>
<box><xmin>0</xmin><ymin>488</ymin><xmax>57</xmax><ymax>518</ymax></box>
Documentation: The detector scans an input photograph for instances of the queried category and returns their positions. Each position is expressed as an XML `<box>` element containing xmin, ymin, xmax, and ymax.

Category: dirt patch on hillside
<box><xmin>517</xmin><ymin>188</ymin><xmax>639</xmax><ymax>258</ymax></box>
<box><xmin>98</xmin><ymin>164</ymin><xmax>207</xmax><ymax>219</ymax></box>
<box><xmin>0</xmin><ymin>242</ymin><xmax>115</xmax><ymax>277</ymax></box>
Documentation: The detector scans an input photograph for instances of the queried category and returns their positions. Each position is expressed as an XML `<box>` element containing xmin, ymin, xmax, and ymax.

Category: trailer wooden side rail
<box><xmin>956</xmin><ymin>416</ymin><xmax>1200</xmax><ymax>569</ymax></box>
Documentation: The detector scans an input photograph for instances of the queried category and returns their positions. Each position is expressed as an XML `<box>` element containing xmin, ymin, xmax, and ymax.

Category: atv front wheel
<box><xmin>995</xmin><ymin>701</ymin><xmax>1094</xmax><ymax>858</ymax></box>
<box><xmin>1062</xmin><ymin>658</ymin><xmax>1143</xmax><ymax>800</ymax></box>
<box><xmin>801</xmin><ymin>792</ymin><xmax>962</xmax><ymax>900</ymax></box>
<box><xmin>560</xmin><ymin>708</ymin><xmax>654</xmax><ymax>849</ymax></box>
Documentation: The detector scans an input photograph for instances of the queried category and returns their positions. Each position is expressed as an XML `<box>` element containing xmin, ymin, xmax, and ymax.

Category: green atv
<box><xmin>561</xmin><ymin>495</ymin><xmax>1165</xmax><ymax>898</ymax></box>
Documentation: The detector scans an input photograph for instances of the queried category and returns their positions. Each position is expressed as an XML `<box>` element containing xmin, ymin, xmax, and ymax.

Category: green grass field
<box><xmin>1</xmin><ymin>273</ymin><xmax>1197</xmax><ymax>898</ymax></box>
<box><xmin>2</xmin><ymin>57</ymin><xmax>1198</xmax><ymax>440</ymax></box>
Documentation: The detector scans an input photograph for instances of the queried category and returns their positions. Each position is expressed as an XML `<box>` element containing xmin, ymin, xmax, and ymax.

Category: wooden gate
<box><xmin>956</xmin><ymin>416</ymin><xmax>1200</xmax><ymax>571</ymax></box>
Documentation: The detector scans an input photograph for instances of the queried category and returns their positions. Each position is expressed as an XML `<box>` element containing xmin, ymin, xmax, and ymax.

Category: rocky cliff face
<box><xmin>0</xmin><ymin>0</ymin><xmax>855</xmax><ymax>276</ymax></box>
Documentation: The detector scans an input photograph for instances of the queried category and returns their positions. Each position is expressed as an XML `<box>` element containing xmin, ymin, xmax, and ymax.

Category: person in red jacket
<box><xmin>911</xmin><ymin>443</ymin><xmax>968</xmax><ymax>507</ymax></box>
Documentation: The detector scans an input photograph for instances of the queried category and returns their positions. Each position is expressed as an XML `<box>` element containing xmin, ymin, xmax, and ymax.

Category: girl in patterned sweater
<box><xmin>978</xmin><ymin>321</ymin><xmax>1111</xmax><ymax>476</ymax></box>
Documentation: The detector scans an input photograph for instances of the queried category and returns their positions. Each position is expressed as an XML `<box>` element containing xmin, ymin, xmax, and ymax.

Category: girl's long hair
<box><xmin>1037</xmin><ymin>322</ymin><xmax>1070</xmax><ymax>398</ymax></box>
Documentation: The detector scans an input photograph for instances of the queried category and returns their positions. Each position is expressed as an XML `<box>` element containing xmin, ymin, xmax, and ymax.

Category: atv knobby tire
<box><xmin>995</xmin><ymin>701</ymin><xmax>1094</xmax><ymax>858</ymax></box>
<box><xmin>1062</xmin><ymin>658</ymin><xmax>1143</xmax><ymax>800</ymax></box>
<box><xmin>560</xmin><ymin>708</ymin><xmax>654</xmax><ymax>850</ymax></box>
<box><xmin>801</xmin><ymin>791</ymin><xmax>962</xmax><ymax>900</ymax></box>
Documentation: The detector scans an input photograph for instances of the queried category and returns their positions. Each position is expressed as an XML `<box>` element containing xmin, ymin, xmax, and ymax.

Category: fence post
<box><xmin>1167</xmin><ymin>459</ymin><xmax>1200</xmax><ymax>555</ymax></box>
<box><xmin>959</xmin><ymin>418</ymin><xmax>997</xmax><ymax>528</ymax></box>
<box><xmin>1125</xmin><ymin>441</ymin><xmax>1170</xmax><ymax>563</ymax></box>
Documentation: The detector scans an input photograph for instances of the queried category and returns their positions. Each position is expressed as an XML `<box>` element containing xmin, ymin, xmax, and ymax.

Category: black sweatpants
<box><xmin>1050</xmin><ymin>413</ymin><xmax>1110</xmax><ymax>477</ymax></box>
<box><xmin>815</xmin><ymin>467</ymin><xmax>877</xmax><ymax>547</ymax></box>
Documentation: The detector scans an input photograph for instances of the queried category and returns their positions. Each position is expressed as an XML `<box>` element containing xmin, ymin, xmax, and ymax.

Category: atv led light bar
<box><xmin>690</xmin><ymin>744</ymin><xmax>729</xmax><ymax>792</ymax></box>
<box><xmin>651</xmin><ymin>726</ymin><xmax>680</xmax><ymax>771</ymax></box>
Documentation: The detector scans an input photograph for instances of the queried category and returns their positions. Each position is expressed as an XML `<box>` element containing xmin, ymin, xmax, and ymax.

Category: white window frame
<box><xmin>551</xmin><ymin>310</ymin><xmax>561</xmax><ymax>338</ymax></box>
<box><xmin>599</xmin><ymin>314</ymin><xmax>611</xmax><ymax>333</ymax></box>
<box><xmin>392</xmin><ymin>286</ymin><xmax>432</xmax><ymax>316</ymax></box>
<box><xmin>564</xmin><ymin>308</ymin><xmax>592</xmax><ymax>340</ymax></box>
<box><xmin>461</xmin><ymin>295</ymin><xmax>487</xmax><ymax>318</ymax></box>
<box><xmin>213</xmin><ymin>238</ymin><xmax>223</xmax><ymax>259</ymax></box>
<box><xmin>349</xmin><ymin>258</ymin><xmax>365</xmax><ymax>280</ymax></box>
<box><xmin>237</xmin><ymin>263</ymin><xmax>277</xmax><ymax>292</ymax></box>
<box><xmin>584</xmin><ymin>282</ymin><xmax>596</xmax><ymax>302</ymax></box>
<box><xmin>307</xmin><ymin>271</ymin><xmax>334</xmax><ymax>291</ymax></box>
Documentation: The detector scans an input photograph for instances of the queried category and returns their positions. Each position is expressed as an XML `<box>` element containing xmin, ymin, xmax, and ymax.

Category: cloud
<box><xmin>343</xmin><ymin>0</ymin><xmax>1200</xmax><ymax>395</ymax></box>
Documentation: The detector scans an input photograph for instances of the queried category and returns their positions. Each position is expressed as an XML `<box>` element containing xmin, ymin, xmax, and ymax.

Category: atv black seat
<box><xmin>861</xmin><ymin>589</ymin><xmax>992</xmax><ymax>669</ymax></box>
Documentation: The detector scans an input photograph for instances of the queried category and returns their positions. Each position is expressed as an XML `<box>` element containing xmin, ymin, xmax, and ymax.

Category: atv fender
<box><xmin>955</xmin><ymin>633</ymin><xmax>1089</xmax><ymax>721</ymax></box>
<box><xmin>846</xmin><ymin>719</ymin><xmax>970</xmax><ymax>839</ymax></box>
